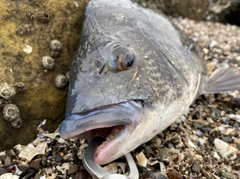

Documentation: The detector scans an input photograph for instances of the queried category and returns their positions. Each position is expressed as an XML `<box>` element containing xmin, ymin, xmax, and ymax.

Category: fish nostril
<box><xmin>99</xmin><ymin>64</ymin><xmax>106</xmax><ymax>74</ymax></box>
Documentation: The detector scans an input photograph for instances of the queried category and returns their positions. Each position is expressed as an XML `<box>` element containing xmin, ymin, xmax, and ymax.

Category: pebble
<box><xmin>68</xmin><ymin>164</ymin><xmax>78</xmax><ymax>175</ymax></box>
<box><xmin>191</xmin><ymin>162</ymin><xmax>201</xmax><ymax>174</ymax></box>
<box><xmin>143</xmin><ymin>171</ymin><xmax>168</xmax><ymax>179</ymax></box>
<box><xmin>41</xmin><ymin>160</ymin><xmax>52</xmax><ymax>168</ymax></box>
<box><xmin>54</xmin><ymin>153</ymin><xmax>65</xmax><ymax>163</ymax></box>
<box><xmin>29</xmin><ymin>159</ymin><xmax>41</xmax><ymax>170</ymax></box>
<box><xmin>23</xmin><ymin>169</ymin><xmax>37</xmax><ymax>179</ymax></box>
<box><xmin>209</xmin><ymin>40</ymin><xmax>218</xmax><ymax>49</ymax></box>
<box><xmin>221</xmin><ymin>136</ymin><xmax>233</xmax><ymax>143</ymax></box>
<box><xmin>221</xmin><ymin>171</ymin><xmax>234</xmax><ymax>179</ymax></box>
<box><xmin>213</xmin><ymin>138</ymin><xmax>237</xmax><ymax>159</ymax></box>
<box><xmin>136</xmin><ymin>152</ymin><xmax>148</xmax><ymax>167</ymax></box>
<box><xmin>236</xmin><ymin>56</ymin><xmax>240</xmax><ymax>61</ymax></box>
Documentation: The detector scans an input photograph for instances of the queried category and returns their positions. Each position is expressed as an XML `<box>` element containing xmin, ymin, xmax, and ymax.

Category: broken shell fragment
<box><xmin>214</xmin><ymin>138</ymin><xmax>237</xmax><ymax>159</ymax></box>
<box><xmin>18</xmin><ymin>142</ymin><xmax>48</xmax><ymax>161</ymax></box>
<box><xmin>42</xmin><ymin>56</ymin><xmax>55</xmax><ymax>70</ymax></box>
<box><xmin>0</xmin><ymin>173</ymin><xmax>19</xmax><ymax>179</ymax></box>
<box><xmin>0</xmin><ymin>83</ymin><xmax>16</xmax><ymax>100</ymax></box>
<box><xmin>55</xmin><ymin>74</ymin><xmax>68</xmax><ymax>88</ymax></box>
<box><xmin>2</xmin><ymin>104</ymin><xmax>20</xmax><ymax>122</ymax></box>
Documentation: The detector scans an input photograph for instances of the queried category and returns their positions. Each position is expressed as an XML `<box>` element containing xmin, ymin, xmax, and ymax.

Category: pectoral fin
<box><xmin>205</xmin><ymin>64</ymin><xmax>240</xmax><ymax>93</ymax></box>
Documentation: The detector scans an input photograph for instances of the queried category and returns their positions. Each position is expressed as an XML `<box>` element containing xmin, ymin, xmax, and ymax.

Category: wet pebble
<box><xmin>29</xmin><ymin>159</ymin><xmax>41</xmax><ymax>171</ymax></box>
<box><xmin>54</xmin><ymin>153</ymin><xmax>65</xmax><ymax>163</ymax></box>
<box><xmin>191</xmin><ymin>162</ymin><xmax>201</xmax><ymax>174</ymax></box>
<box><xmin>221</xmin><ymin>171</ymin><xmax>234</xmax><ymax>179</ymax></box>
<box><xmin>23</xmin><ymin>169</ymin><xmax>37</xmax><ymax>179</ymax></box>
<box><xmin>143</xmin><ymin>171</ymin><xmax>168</xmax><ymax>179</ymax></box>
<box><xmin>68</xmin><ymin>164</ymin><xmax>78</xmax><ymax>175</ymax></box>
<box><xmin>41</xmin><ymin>160</ymin><xmax>52</xmax><ymax>168</ymax></box>
<box><xmin>221</xmin><ymin>136</ymin><xmax>234</xmax><ymax>143</ymax></box>
<box><xmin>167</xmin><ymin>168</ymin><xmax>183</xmax><ymax>179</ymax></box>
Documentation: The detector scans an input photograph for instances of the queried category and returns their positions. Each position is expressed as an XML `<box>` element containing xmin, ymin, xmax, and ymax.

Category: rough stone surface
<box><xmin>135</xmin><ymin>0</ymin><xmax>240</xmax><ymax>26</ymax></box>
<box><xmin>0</xmin><ymin>0</ymin><xmax>89</xmax><ymax>150</ymax></box>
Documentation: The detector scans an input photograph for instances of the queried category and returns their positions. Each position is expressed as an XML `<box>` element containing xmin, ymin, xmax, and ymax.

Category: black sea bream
<box><xmin>60</xmin><ymin>0</ymin><xmax>240</xmax><ymax>165</ymax></box>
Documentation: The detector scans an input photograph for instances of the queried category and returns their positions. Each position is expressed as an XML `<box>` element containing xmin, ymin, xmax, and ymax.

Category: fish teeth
<box><xmin>95</xmin><ymin>126</ymin><xmax>123</xmax><ymax>153</ymax></box>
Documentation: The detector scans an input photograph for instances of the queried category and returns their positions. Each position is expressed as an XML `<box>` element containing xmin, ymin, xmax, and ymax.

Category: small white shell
<box><xmin>0</xmin><ymin>173</ymin><xmax>19</xmax><ymax>179</ymax></box>
<box><xmin>23</xmin><ymin>45</ymin><xmax>32</xmax><ymax>54</ymax></box>
<box><xmin>18</xmin><ymin>141</ymin><xmax>48</xmax><ymax>161</ymax></box>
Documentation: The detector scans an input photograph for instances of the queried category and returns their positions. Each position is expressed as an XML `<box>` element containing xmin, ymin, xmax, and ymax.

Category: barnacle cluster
<box><xmin>40</xmin><ymin>39</ymin><xmax>68</xmax><ymax>88</ymax></box>
<box><xmin>0</xmin><ymin>82</ymin><xmax>24</xmax><ymax>128</ymax></box>
<box><xmin>49</xmin><ymin>39</ymin><xmax>62</xmax><ymax>58</ymax></box>
<box><xmin>41</xmin><ymin>40</ymin><xmax>62</xmax><ymax>70</ymax></box>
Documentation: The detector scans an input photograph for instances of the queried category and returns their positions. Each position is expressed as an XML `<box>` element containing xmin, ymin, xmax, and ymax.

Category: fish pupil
<box><xmin>110</xmin><ymin>45</ymin><xmax>134</xmax><ymax>71</ymax></box>
<box><xmin>124</xmin><ymin>53</ymin><xmax>133</xmax><ymax>67</ymax></box>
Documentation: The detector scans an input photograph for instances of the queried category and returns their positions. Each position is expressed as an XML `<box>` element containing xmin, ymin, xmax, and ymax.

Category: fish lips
<box><xmin>59</xmin><ymin>100</ymin><xmax>143</xmax><ymax>165</ymax></box>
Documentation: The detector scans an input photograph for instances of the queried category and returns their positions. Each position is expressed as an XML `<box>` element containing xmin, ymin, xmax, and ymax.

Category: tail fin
<box><xmin>205</xmin><ymin>64</ymin><xmax>240</xmax><ymax>93</ymax></box>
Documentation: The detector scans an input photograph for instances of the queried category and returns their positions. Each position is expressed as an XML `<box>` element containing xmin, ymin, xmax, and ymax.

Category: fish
<box><xmin>59</xmin><ymin>0</ymin><xmax>240</xmax><ymax>165</ymax></box>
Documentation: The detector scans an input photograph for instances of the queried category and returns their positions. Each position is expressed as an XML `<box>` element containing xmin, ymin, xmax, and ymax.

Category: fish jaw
<box><xmin>59</xmin><ymin>100</ymin><xmax>143</xmax><ymax>165</ymax></box>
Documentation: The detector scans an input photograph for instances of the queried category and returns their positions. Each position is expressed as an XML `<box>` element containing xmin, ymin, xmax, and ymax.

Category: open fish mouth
<box><xmin>59</xmin><ymin>100</ymin><xmax>143</xmax><ymax>165</ymax></box>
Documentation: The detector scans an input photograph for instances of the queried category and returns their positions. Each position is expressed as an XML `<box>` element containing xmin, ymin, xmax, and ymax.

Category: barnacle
<box><xmin>42</xmin><ymin>56</ymin><xmax>55</xmax><ymax>70</ymax></box>
<box><xmin>11</xmin><ymin>118</ymin><xmax>22</xmax><ymax>129</ymax></box>
<box><xmin>37</xmin><ymin>11</ymin><xmax>50</xmax><ymax>23</ymax></box>
<box><xmin>50</xmin><ymin>40</ymin><xmax>62</xmax><ymax>58</ymax></box>
<box><xmin>55</xmin><ymin>74</ymin><xmax>68</xmax><ymax>88</ymax></box>
<box><xmin>0</xmin><ymin>83</ymin><xmax>16</xmax><ymax>100</ymax></box>
<box><xmin>2</xmin><ymin>104</ymin><xmax>20</xmax><ymax>123</ymax></box>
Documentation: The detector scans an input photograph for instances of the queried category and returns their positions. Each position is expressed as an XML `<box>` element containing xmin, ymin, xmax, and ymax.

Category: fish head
<box><xmin>60</xmin><ymin>0</ymin><xmax>201</xmax><ymax>165</ymax></box>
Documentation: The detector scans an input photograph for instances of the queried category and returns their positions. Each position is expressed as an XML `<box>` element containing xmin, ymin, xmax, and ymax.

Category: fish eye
<box><xmin>110</xmin><ymin>46</ymin><xmax>134</xmax><ymax>71</ymax></box>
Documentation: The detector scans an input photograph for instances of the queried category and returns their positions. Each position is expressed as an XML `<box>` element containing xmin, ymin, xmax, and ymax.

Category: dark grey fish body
<box><xmin>60</xmin><ymin>0</ymin><xmax>207</xmax><ymax>165</ymax></box>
